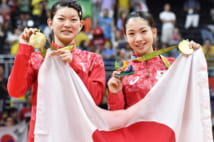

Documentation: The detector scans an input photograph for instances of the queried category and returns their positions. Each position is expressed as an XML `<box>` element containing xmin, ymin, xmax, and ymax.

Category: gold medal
<box><xmin>29</xmin><ymin>32</ymin><xmax>47</xmax><ymax>49</ymax></box>
<box><xmin>178</xmin><ymin>40</ymin><xmax>193</xmax><ymax>55</ymax></box>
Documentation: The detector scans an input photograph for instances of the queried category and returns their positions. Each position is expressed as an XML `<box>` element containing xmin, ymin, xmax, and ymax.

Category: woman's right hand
<box><xmin>19</xmin><ymin>28</ymin><xmax>38</xmax><ymax>45</ymax></box>
<box><xmin>107</xmin><ymin>71</ymin><xmax>124</xmax><ymax>94</ymax></box>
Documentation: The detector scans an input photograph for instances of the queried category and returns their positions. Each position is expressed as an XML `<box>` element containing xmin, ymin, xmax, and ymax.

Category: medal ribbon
<box><xmin>133</xmin><ymin>45</ymin><xmax>177</xmax><ymax>62</ymax></box>
<box><xmin>40</xmin><ymin>39</ymin><xmax>76</xmax><ymax>57</ymax></box>
<box><xmin>114</xmin><ymin>45</ymin><xmax>178</xmax><ymax>77</ymax></box>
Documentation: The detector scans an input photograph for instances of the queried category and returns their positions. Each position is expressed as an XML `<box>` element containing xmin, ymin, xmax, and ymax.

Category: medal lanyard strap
<box><xmin>60</xmin><ymin>43</ymin><xmax>76</xmax><ymax>51</ymax></box>
<box><xmin>133</xmin><ymin>45</ymin><xmax>178</xmax><ymax>62</ymax></box>
<box><xmin>131</xmin><ymin>45</ymin><xmax>178</xmax><ymax>69</ymax></box>
<box><xmin>40</xmin><ymin>40</ymin><xmax>76</xmax><ymax>57</ymax></box>
<box><xmin>115</xmin><ymin>45</ymin><xmax>177</xmax><ymax>72</ymax></box>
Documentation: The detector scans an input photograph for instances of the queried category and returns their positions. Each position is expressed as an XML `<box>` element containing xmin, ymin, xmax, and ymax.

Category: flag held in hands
<box><xmin>35</xmin><ymin>48</ymin><xmax>213</xmax><ymax>142</ymax></box>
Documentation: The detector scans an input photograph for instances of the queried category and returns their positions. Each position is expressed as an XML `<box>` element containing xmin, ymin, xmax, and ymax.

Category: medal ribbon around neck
<box><xmin>114</xmin><ymin>40</ymin><xmax>192</xmax><ymax>77</ymax></box>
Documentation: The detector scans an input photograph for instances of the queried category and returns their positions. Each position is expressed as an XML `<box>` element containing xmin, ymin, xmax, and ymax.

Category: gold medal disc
<box><xmin>29</xmin><ymin>32</ymin><xmax>47</xmax><ymax>49</ymax></box>
<box><xmin>178</xmin><ymin>40</ymin><xmax>193</xmax><ymax>55</ymax></box>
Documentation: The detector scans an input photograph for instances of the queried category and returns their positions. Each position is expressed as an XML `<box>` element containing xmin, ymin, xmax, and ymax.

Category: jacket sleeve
<box><xmin>107</xmin><ymin>88</ymin><xmax>125</xmax><ymax>110</ymax></box>
<box><xmin>70</xmin><ymin>54</ymin><xmax>105</xmax><ymax>105</ymax></box>
<box><xmin>7</xmin><ymin>43</ymin><xmax>35</xmax><ymax>98</ymax></box>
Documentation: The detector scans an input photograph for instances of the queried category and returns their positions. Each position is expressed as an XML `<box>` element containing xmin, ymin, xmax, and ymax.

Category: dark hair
<box><xmin>8</xmin><ymin>107</ymin><xmax>18</xmax><ymax>116</ymax></box>
<box><xmin>3</xmin><ymin>116</ymin><xmax>14</xmax><ymax>123</ymax></box>
<box><xmin>80</xmin><ymin>40</ymin><xmax>86</xmax><ymax>47</ymax></box>
<box><xmin>123</xmin><ymin>11</ymin><xmax>155</xmax><ymax>34</ymax></box>
<box><xmin>50</xmin><ymin>0</ymin><xmax>82</xmax><ymax>20</ymax></box>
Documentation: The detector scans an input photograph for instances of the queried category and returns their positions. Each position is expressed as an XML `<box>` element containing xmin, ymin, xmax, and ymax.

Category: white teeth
<box><xmin>135</xmin><ymin>42</ymin><xmax>145</xmax><ymax>47</ymax></box>
<box><xmin>135</xmin><ymin>44</ymin><xmax>145</xmax><ymax>47</ymax></box>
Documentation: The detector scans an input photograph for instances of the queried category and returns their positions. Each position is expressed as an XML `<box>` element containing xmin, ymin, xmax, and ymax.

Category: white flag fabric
<box><xmin>35</xmin><ymin>48</ymin><xmax>213</xmax><ymax>142</ymax></box>
<box><xmin>0</xmin><ymin>122</ymin><xmax>28</xmax><ymax>142</ymax></box>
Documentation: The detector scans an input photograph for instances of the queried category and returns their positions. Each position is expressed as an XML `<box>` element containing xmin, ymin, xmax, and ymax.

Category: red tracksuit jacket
<box><xmin>7</xmin><ymin>42</ymin><xmax>106</xmax><ymax>142</ymax></box>
<box><xmin>108</xmin><ymin>55</ymin><xmax>175</xmax><ymax>110</ymax></box>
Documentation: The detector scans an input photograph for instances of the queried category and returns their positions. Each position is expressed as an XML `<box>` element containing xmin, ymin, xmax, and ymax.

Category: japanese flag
<box><xmin>35</xmin><ymin>48</ymin><xmax>213</xmax><ymax>142</ymax></box>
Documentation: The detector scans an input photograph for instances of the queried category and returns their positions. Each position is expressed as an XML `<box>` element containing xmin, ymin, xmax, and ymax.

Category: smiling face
<box><xmin>48</xmin><ymin>7</ymin><xmax>82</xmax><ymax>46</ymax></box>
<box><xmin>124</xmin><ymin>17</ymin><xmax>157</xmax><ymax>56</ymax></box>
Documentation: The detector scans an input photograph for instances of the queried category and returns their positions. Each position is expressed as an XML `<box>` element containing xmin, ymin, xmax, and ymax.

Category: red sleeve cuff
<box><xmin>107</xmin><ymin>89</ymin><xmax>125</xmax><ymax>110</ymax></box>
<box><xmin>17</xmin><ymin>43</ymin><xmax>34</xmax><ymax>55</ymax></box>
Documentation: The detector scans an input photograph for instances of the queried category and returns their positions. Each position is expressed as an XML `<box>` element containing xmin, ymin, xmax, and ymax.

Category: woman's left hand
<box><xmin>189</xmin><ymin>40</ymin><xmax>201</xmax><ymax>50</ymax></box>
<box><xmin>50</xmin><ymin>49</ymin><xmax>73</xmax><ymax>63</ymax></box>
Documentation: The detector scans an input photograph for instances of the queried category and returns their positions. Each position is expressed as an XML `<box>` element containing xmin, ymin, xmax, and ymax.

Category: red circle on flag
<box><xmin>1</xmin><ymin>134</ymin><xmax>15</xmax><ymax>142</ymax></box>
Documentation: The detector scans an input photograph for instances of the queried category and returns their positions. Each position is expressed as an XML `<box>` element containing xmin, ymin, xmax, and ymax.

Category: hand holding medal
<box><xmin>178</xmin><ymin>40</ymin><xmax>201</xmax><ymax>55</ymax></box>
<box><xmin>29</xmin><ymin>30</ymin><xmax>48</xmax><ymax>58</ymax></box>
<box><xmin>29</xmin><ymin>31</ymin><xmax>46</xmax><ymax>49</ymax></box>
<box><xmin>29</xmin><ymin>30</ymin><xmax>75</xmax><ymax>58</ymax></box>
<box><xmin>178</xmin><ymin>40</ymin><xmax>193</xmax><ymax>55</ymax></box>
<box><xmin>114</xmin><ymin>59</ymin><xmax>135</xmax><ymax>78</ymax></box>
